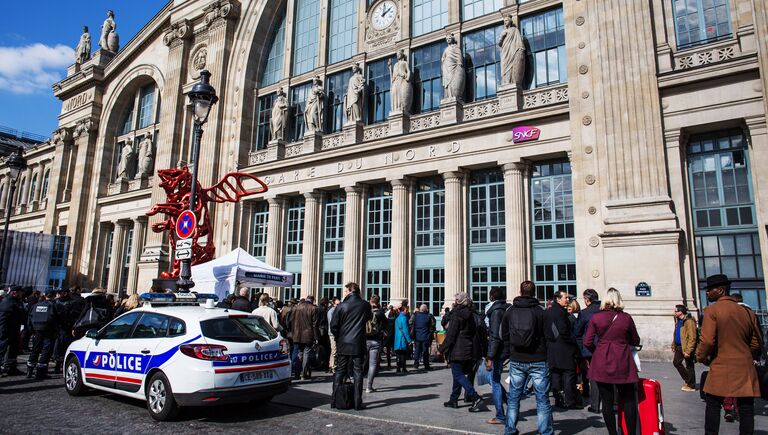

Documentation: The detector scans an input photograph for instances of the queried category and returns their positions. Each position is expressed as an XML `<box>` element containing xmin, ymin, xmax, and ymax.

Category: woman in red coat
<box><xmin>584</xmin><ymin>288</ymin><xmax>641</xmax><ymax>435</ymax></box>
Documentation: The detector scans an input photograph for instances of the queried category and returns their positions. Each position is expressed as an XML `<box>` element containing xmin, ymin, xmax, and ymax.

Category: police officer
<box><xmin>26</xmin><ymin>289</ymin><xmax>61</xmax><ymax>379</ymax></box>
<box><xmin>53</xmin><ymin>288</ymin><xmax>75</xmax><ymax>374</ymax></box>
<box><xmin>0</xmin><ymin>286</ymin><xmax>26</xmax><ymax>376</ymax></box>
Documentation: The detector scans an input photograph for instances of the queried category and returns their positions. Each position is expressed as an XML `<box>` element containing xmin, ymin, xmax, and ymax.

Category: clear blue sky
<box><xmin>0</xmin><ymin>1</ymin><xmax>165</xmax><ymax>137</ymax></box>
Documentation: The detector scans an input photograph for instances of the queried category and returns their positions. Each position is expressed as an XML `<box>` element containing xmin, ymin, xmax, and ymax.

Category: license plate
<box><xmin>240</xmin><ymin>370</ymin><xmax>274</xmax><ymax>383</ymax></box>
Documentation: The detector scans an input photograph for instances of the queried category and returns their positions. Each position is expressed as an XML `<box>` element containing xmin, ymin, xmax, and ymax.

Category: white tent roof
<box><xmin>190</xmin><ymin>248</ymin><xmax>292</xmax><ymax>299</ymax></box>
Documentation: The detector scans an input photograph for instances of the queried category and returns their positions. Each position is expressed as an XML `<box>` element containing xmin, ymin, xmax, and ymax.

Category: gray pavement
<box><xmin>1</xmin><ymin>357</ymin><xmax>766</xmax><ymax>434</ymax></box>
<box><xmin>278</xmin><ymin>360</ymin><xmax>768</xmax><ymax>434</ymax></box>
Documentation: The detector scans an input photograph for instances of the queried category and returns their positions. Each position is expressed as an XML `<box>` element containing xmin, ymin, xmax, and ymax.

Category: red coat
<box><xmin>584</xmin><ymin>310</ymin><xmax>641</xmax><ymax>385</ymax></box>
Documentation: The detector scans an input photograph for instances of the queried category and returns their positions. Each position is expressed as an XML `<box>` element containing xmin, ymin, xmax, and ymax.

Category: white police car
<box><xmin>63</xmin><ymin>293</ymin><xmax>291</xmax><ymax>420</ymax></box>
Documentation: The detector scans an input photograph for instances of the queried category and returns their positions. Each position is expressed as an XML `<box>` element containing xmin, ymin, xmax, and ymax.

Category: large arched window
<box><xmin>28</xmin><ymin>174</ymin><xmax>38</xmax><ymax>204</ymax></box>
<box><xmin>41</xmin><ymin>169</ymin><xmax>50</xmax><ymax>200</ymax></box>
<box><xmin>112</xmin><ymin>82</ymin><xmax>160</xmax><ymax>183</ymax></box>
<box><xmin>292</xmin><ymin>0</ymin><xmax>321</xmax><ymax>75</ymax></box>
<box><xmin>261</xmin><ymin>12</ymin><xmax>286</xmax><ymax>86</ymax></box>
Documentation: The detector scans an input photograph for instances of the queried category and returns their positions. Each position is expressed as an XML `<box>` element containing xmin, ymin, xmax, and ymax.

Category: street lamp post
<box><xmin>0</xmin><ymin>147</ymin><xmax>28</xmax><ymax>285</ymax></box>
<box><xmin>176</xmin><ymin>70</ymin><xmax>218</xmax><ymax>292</ymax></box>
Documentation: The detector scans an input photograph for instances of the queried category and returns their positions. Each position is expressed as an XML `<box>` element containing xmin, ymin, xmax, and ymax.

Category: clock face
<box><xmin>372</xmin><ymin>1</ymin><xmax>397</xmax><ymax>31</ymax></box>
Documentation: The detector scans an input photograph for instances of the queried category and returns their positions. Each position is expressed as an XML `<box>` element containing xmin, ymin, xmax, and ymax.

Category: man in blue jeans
<box><xmin>484</xmin><ymin>287</ymin><xmax>510</xmax><ymax>425</ymax></box>
<box><xmin>500</xmin><ymin>280</ymin><xmax>553</xmax><ymax>435</ymax></box>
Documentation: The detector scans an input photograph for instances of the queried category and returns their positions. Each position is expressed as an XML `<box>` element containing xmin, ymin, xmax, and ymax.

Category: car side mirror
<box><xmin>85</xmin><ymin>329</ymin><xmax>99</xmax><ymax>339</ymax></box>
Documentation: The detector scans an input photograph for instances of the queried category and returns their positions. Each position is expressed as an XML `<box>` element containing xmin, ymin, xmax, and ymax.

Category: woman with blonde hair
<box><xmin>584</xmin><ymin>288</ymin><xmax>641</xmax><ymax>435</ymax></box>
<box><xmin>113</xmin><ymin>293</ymin><xmax>140</xmax><ymax>318</ymax></box>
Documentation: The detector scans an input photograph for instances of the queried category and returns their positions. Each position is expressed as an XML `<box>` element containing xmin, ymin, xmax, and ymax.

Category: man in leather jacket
<box><xmin>484</xmin><ymin>287</ymin><xmax>511</xmax><ymax>425</ymax></box>
<box><xmin>330</xmin><ymin>282</ymin><xmax>372</xmax><ymax>410</ymax></box>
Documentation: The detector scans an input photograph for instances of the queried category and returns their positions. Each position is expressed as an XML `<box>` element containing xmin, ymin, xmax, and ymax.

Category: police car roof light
<box><xmin>139</xmin><ymin>293</ymin><xmax>176</xmax><ymax>302</ymax></box>
<box><xmin>194</xmin><ymin>293</ymin><xmax>219</xmax><ymax>302</ymax></box>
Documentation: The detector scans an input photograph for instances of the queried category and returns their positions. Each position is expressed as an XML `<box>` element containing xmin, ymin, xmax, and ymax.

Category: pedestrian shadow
<box><xmin>363</xmin><ymin>393</ymin><xmax>440</xmax><ymax>410</ymax></box>
<box><xmin>0</xmin><ymin>383</ymin><xmax>63</xmax><ymax>395</ymax></box>
<box><xmin>552</xmin><ymin>415</ymin><xmax>605</xmax><ymax>433</ymax></box>
<box><xmin>373</xmin><ymin>383</ymin><xmax>440</xmax><ymax>392</ymax></box>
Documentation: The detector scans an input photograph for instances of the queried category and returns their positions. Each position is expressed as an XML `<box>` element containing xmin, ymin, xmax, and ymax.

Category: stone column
<box><xmin>66</xmin><ymin>118</ymin><xmax>98</xmax><ymax>286</ymax></box>
<box><xmin>343</xmin><ymin>186</ymin><xmax>364</xmax><ymax>285</ymax></box>
<box><xmin>106</xmin><ymin>221</ymin><xmax>129</xmax><ymax>294</ymax></box>
<box><xmin>503</xmin><ymin>163</ymin><xmax>529</xmax><ymax>290</ymax></box>
<box><xmin>389</xmin><ymin>179</ymin><xmax>412</xmax><ymax>306</ymax></box>
<box><xmin>43</xmin><ymin>129</ymin><xmax>72</xmax><ymax>234</ymax></box>
<box><xmin>265</xmin><ymin>197</ymin><xmax>286</xmax><ymax>297</ymax></box>
<box><xmin>300</xmin><ymin>192</ymin><xmax>322</xmax><ymax>299</ymax></box>
<box><xmin>21</xmin><ymin>166</ymin><xmax>33</xmax><ymax>211</ymax></box>
<box><xmin>442</xmin><ymin>172</ymin><xmax>466</xmax><ymax>301</ymax></box>
<box><xmin>126</xmin><ymin>217</ymin><xmax>147</xmax><ymax>294</ymax></box>
<box><xmin>137</xmin><ymin>20</ymin><xmax>192</xmax><ymax>290</ymax></box>
<box><xmin>744</xmin><ymin>117</ymin><xmax>768</xmax><ymax>297</ymax></box>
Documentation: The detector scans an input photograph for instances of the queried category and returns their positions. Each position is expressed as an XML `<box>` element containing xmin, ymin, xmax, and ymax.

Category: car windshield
<box><xmin>200</xmin><ymin>316</ymin><xmax>278</xmax><ymax>343</ymax></box>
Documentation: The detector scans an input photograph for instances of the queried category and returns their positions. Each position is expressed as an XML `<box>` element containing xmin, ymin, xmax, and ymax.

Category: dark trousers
<box><xmin>597</xmin><ymin>382</ymin><xmax>637</xmax><ymax>435</ymax></box>
<box><xmin>293</xmin><ymin>343</ymin><xmax>312</xmax><ymax>377</ymax></box>
<box><xmin>0</xmin><ymin>336</ymin><xmax>20</xmax><ymax>371</ymax></box>
<box><xmin>705</xmin><ymin>394</ymin><xmax>754</xmax><ymax>435</ymax></box>
<box><xmin>450</xmin><ymin>360</ymin><xmax>478</xmax><ymax>401</ymax></box>
<box><xmin>672</xmin><ymin>345</ymin><xmax>696</xmax><ymax>388</ymax></box>
<box><xmin>581</xmin><ymin>358</ymin><xmax>600</xmax><ymax>410</ymax></box>
<box><xmin>413</xmin><ymin>340</ymin><xmax>431</xmax><ymax>369</ymax></box>
<box><xmin>27</xmin><ymin>332</ymin><xmax>55</xmax><ymax>370</ymax></box>
<box><xmin>53</xmin><ymin>329</ymin><xmax>73</xmax><ymax>363</ymax></box>
<box><xmin>551</xmin><ymin>367</ymin><xmax>577</xmax><ymax>406</ymax></box>
<box><xmin>333</xmin><ymin>354</ymin><xmax>364</xmax><ymax>408</ymax></box>
<box><xmin>395</xmin><ymin>350</ymin><xmax>408</xmax><ymax>371</ymax></box>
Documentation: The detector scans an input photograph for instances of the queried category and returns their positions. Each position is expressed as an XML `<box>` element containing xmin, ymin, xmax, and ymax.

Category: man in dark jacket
<box><xmin>438</xmin><ymin>292</ymin><xmax>483</xmax><ymax>412</ymax></box>
<box><xmin>501</xmin><ymin>280</ymin><xmax>553</xmax><ymax>435</ymax></box>
<box><xmin>484</xmin><ymin>287</ymin><xmax>510</xmax><ymax>425</ymax></box>
<box><xmin>26</xmin><ymin>290</ymin><xmax>61</xmax><ymax>379</ymax></box>
<box><xmin>573</xmin><ymin>288</ymin><xmax>600</xmax><ymax>413</ymax></box>
<box><xmin>291</xmin><ymin>295</ymin><xmax>319</xmax><ymax>380</ymax></box>
<box><xmin>330</xmin><ymin>282</ymin><xmax>372</xmax><ymax>410</ymax></box>
<box><xmin>410</xmin><ymin>304</ymin><xmax>436</xmax><ymax>370</ymax></box>
<box><xmin>230</xmin><ymin>287</ymin><xmax>251</xmax><ymax>312</ymax></box>
<box><xmin>0</xmin><ymin>286</ymin><xmax>26</xmax><ymax>376</ymax></box>
<box><xmin>544</xmin><ymin>290</ymin><xmax>581</xmax><ymax>409</ymax></box>
<box><xmin>52</xmin><ymin>288</ymin><xmax>75</xmax><ymax>374</ymax></box>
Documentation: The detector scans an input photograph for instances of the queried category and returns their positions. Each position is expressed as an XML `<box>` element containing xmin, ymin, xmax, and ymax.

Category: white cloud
<box><xmin>0</xmin><ymin>43</ymin><xmax>74</xmax><ymax>94</ymax></box>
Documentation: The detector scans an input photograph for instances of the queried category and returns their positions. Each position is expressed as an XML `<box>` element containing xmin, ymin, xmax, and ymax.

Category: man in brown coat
<box><xmin>696</xmin><ymin>274</ymin><xmax>762</xmax><ymax>435</ymax></box>
<box><xmin>291</xmin><ymin>295</ymin><xmax>319</xmax><ymax>380</ymax></box>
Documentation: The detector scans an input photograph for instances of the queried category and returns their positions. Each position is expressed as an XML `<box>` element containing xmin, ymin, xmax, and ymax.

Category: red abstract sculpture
<box><xmin>146</xmin><ymin>166</ymin><xmax>268</xmax><ymax>278</ymax></box>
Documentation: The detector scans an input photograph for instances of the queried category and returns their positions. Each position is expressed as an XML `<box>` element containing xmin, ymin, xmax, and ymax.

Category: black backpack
<box><xmin>508</xmin><ymin>306</ymin><xmax>537</xmax><ymax>348</ymax></box>
<box><xmin>31</xmin><ymin>301</ymin><xmax>55</xmax><ymax>332</ymax></box>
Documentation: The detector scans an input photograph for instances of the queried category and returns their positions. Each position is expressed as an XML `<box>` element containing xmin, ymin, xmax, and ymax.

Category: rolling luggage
<box><xmin>619</xmin><ymin>378</ymin><xmax>665</xmax><ymax>435</ymax></box>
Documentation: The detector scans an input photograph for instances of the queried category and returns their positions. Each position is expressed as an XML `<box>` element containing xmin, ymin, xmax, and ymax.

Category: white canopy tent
<box><xmin>190</xmin><ymin>248</ymin><xmax>293</xmax><ymax>299</ymax></box>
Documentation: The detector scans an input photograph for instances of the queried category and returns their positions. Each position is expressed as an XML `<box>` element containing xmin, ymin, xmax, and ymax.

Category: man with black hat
<box><xmin>0</xmin><ymin>286</ymin><xmax>26</xmax><ymax>376</ymax></box>
<box><xmin>696</xmin><ymin>274</ymin><xmax>763</xmax><ymax>435</ymax></box>
<box><xmin>26</xmin><ymin>289</ymin><xmax>61</xmax><ymax>379</ymax></box>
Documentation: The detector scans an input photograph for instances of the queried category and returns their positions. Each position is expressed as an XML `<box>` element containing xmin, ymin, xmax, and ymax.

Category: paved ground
<box><xmin>1</xmin><ymin>357</ymin><xmax>766</xmax><ymax>434</ymax></box>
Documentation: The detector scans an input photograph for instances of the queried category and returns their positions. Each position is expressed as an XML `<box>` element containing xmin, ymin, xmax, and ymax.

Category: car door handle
<box><xmin>109</xmin><ymin>349</ymin><xmax>117</xmax><ymax>354</ymax></box>
<box><xmin>140</xmin><ymin>349</ymin><xmax>151</xmax><ymax>354</ymax></box>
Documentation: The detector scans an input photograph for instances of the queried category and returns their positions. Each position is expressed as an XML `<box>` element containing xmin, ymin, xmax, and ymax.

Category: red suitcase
<box><xmin>619</xmin><ymin>378</ymin><xmax>665</xmax><ymax>435</ymax></box>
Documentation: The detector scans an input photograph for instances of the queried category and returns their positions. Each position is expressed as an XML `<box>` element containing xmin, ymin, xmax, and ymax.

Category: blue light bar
<box><xmin>139</xmin><ymin>292</ymin><xmax>219</xmax><ymax>303</ymax></box>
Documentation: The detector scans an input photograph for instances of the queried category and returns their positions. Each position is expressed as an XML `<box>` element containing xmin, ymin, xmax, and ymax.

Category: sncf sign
<box><xmin>512</xmin><ymin>126</ymin><xmax>541</xmax><ymax>143</ymax></box>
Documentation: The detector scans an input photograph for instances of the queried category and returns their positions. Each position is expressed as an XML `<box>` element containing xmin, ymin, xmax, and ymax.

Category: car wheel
<box><xmin>146</xmin><ymin>372</ymin><xmax>179</xmax><ymax>421</ymax></box>
<box><xmin>64</xmin><ymin>357</ymin><xmax>86</xmax><ymax>396</ymax></box>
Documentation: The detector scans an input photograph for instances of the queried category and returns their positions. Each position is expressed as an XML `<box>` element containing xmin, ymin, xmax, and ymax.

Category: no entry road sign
<box><xmin>176</xmin><ymin>210</ymin><xmax>196</xmax><ymax>240</ymax></box>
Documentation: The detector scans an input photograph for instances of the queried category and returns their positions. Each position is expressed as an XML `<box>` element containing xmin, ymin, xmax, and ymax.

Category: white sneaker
<box><xmin>365</xmin><ymin>388</ymin><xmax>374</xmax><ymax>393</ymax></box>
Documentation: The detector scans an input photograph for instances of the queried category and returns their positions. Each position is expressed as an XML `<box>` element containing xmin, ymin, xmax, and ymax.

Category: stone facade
<box><xmin>1</xmin><ymin>0</ymin><xmax>767</xmax><ymax>357</ymax></box>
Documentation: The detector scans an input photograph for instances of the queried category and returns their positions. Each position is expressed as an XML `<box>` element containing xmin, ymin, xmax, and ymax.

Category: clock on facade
<box><xmin>371</xmin><ymin>0</ymin><xmax>397</xmax><ymax>30</ymax></box>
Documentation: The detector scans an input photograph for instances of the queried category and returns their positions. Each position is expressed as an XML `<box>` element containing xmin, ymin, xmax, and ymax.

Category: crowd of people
<box><xmin>1</xmin><ymin>272</ymin><xmax>765</xmax><ymax>434</ymax></box>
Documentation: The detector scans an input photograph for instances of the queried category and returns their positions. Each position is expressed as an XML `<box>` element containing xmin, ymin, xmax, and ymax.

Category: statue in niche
<box><xmin>117</xmin><ymin>139</ymin><xmax>134</xmax><ymax>180</ymax></box>
<box><xmin>345</xmin><ymin>63</ymin><xmax>365</xmax><ymax>124</ymax></box>
<box><xmin>441</xmin><ymin>33</ymin><xmax>465</xmax><ymax>102</ymax></box>
<box><xmin>303</xmin><ymin>76</ymin><xmax>324</xmax><ymax>135</ymax></box>
<box><xmin>100</xmin><ymin>10</ymin><xmax>119</xmax><ymax>53</ymax></box>
<box><xmin>136</xmin><ymin>133</ymin><xmax>154</xmax><ymax>178</ymax></box>
<box><xmin>75</xmin><ymin>26</ymin><xmax>91</xmax><ymax>65</ymax></box>
<box><xmin>270</xmin><ymin>87</ymin><xmax>288</xmax><ymax>141</ymax></box>
<box><xmin>499</xmin><ymin>15</ymin><xmax>526</xmax><ymax>87</ymax></box>
<box><xmin>388</xmin><ymin>49</ymin><xmax>412</xmax><ymax>114</ymax></box>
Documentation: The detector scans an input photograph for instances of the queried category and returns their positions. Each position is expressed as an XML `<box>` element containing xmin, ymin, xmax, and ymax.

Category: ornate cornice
<box><xmin>52</xmin><ymin>127</ymin><xmax>72</xmax><ymax>146</ymax></box>
<box><xmin>72</xmin><ymin>118</ymin><xmax>97</xmax><ymax>139</ymax></box>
